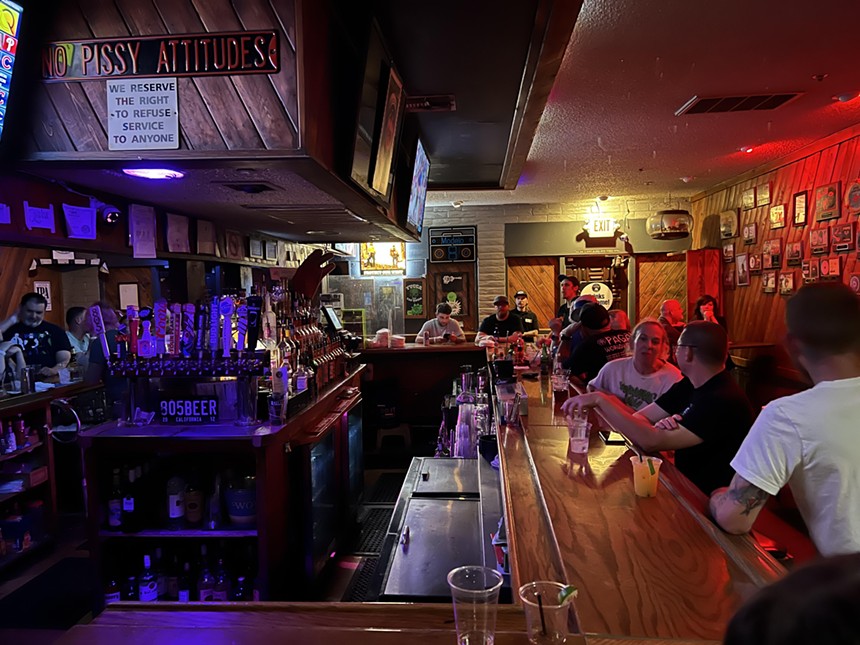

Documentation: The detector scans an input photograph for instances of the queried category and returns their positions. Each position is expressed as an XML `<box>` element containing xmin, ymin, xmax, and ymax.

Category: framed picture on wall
<box><xmin>763</xmin><ymin>238</ymin><xmax>781</xmax><ymax>269</ymax></box>
<box><xmin>403</xmin><ymin>278</ymin><xmax>426</xmax><ymax>319</ymax></box>
<box><xmin>249</xmin><ymin>238</ymin><xmax>264</xmax><ymax>259</ymax></box>
<box><xmin>832</xmin><ymin>222</ymin><xmax>855</xmax><ymax>252</ymax></box>
<box><xmin>779</xmin><ymin>271</ymin><xmax>795</xmax><ymax>295</ymax></box>
<box><xmin>749</xmin><ymin>253</ymin><xmax>762</xmax><ymax>274</ymax></box>
<box><xmin>769</xmin><ymin>204</ymin><xmax>786</xmax><ymax>229</ymax></box>
<box><xmin>736</xmin><ymin>253</ymin><xmax>750</xmax><ymax>286</ymax></box>
<box><xmin>814</xmin><ymin>181</ymin><xmax>841</xmax><ymax>221</ymax></box>
<box><xmin>849</xmin><ymin>274</ymin><xmax>860</xmax><ymax>295</ymax></box>
<box><xmin>435</xmin><ymin>272</ymin><xmax>470</xmax><ymax>318</ymax></box>
<box><xmin>743</xmin><ymin>222</ymin><xmax>757</xmax><ymax>245</ymax></box>
<box><xmin>786</xmin><ymin>241</ymin><xmax>803</xmax><ymax>266</ymax></box>
<box><xmin>845</xmin><ymin>179</ymin><xmax>860</xmax><ymax>215</ymax></box>
<box><xmin>722</xmin><ymin>241</ymin><xmax>735</xmax><ymax>263</ymax></box>
<box><xmin>723</xmin><ymin>264</ymin><xmax>735</xmax><ymax>290</ymax></box>
<box><xmin>762</xmin><ymin>270</ymin><xmax>777</xmax><ymax>293</ymax></box>
<box><xmin>720</xmin><ymin>209</ymin><xmax>739</xmax><ymax>239</ymax></box>
<box><xmin>756</xmin><ymin>182</ymin><xmax>771</xmax><ymax>207</ymax></box>
<box><xmin>118</xmin><ymin>283</ymin><xmax>140</xmax><ymax>310</ymax></box>
<box><xmin>820</xmin><ymin>255</ymin><xmax>842</xmax><ymax>280</ymax></box>
<box><xmin>793</xmin><ymin>191</ymin><xmax>808</xmax><ymax>226</ymax></box>
<box><xmin>370</xmin><ymin>66</ymin><xmax>405</xmax><ymax>199</ymax></box>
<box><xmin>742</xmin><ymin>187</ymin><xmax>756</xmax><ymax>210</ymax></box>
<box><xmin>810</xmin><ymin>227</ymin><xmax>829</xmax><ymax>255</ymax></box>
<box><xmin>802</xmin><ymin>258</ymin><xmax>819</xmax><ymax>283</ymax></box>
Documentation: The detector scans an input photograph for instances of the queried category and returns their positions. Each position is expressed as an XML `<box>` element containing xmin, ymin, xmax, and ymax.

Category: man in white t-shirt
<box><xmin>589</xmin><ymin>319</ymin><xmax>682</xmax><ymax>411</ymax></box>
<box><xmin>710</xmin><ymin>283</ymin><xmax>860</xmax><ymax>556</ymax></box>
<box><xmin>417</xmin><ymin>303</ymin><xmax>465</xmax><ymax>345</ymax></box>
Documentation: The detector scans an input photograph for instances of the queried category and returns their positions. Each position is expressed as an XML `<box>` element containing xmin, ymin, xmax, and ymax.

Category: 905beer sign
<box><xmin>159</xmin><ymin>397</ymin><xmax>218</xmax><ymax>425</ymax></box>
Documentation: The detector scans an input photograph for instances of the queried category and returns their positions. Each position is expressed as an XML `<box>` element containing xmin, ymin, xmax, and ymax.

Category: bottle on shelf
<box><xmin>196</xmin><ymin>547</ymin><xmax>215</xmax><ymax>602</ymax></box>
<box><xmin>166</xmin><ymin>475</ymin><xmax>186</xmax><ymax>530</ymax></box>
<box><xmin>231</xmin><ymin>575</ymin><xmax>250</xmax><ymax>601</ymax></box>
<box><xmin>177</xmin><ymin>561</ymin><xmax>192</xmax><ymax>602</ymax></box>
<box><xmin>121</xmin><ymin>575</ymin><xmax>137</xmax><ymax>601</ymax></box>
<box><xmin>207</xmin><ymin>474</ymin><xmax>222</xmax><ymax>530</ymax></box>
<box><xmin>104</xmin><ymin>577</ymin><xmax>121</xmax><ymax>606</ymax></box>
<box><xmin>166</xmin><ymin>554</ymin><xmax>180</xmax><ymax>600</ymax></box>
<box><xmin>184</xmin><ymin>480</ymin><xmax>204</xmax><ymax>528</ymax></box>
<box><xmin>121</xmin><ymin>466</ymin><xmax>139</xmax><ymax>533</ymax></box>
<box><xmin>106</xmin><ymin>468</ymin><xmax>123</xmax><ymax>531</ymax></box>
<box><xmin>138</xmin><ymin>554</ymin><xmax>158</xmax><ymax>602</ymax></box>
<box><xmin>154</xmin><ymin>547</ymin><xmax>168</xmax><ymax>599</ymax></box>
<box><xmin>212</xmin><ymin>557</ymin><xmax>230</xmax><ymax>601</ymax></box>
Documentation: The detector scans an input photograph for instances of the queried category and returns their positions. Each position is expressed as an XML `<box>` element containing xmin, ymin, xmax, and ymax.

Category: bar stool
<box><xmin>376</xmin><ymin>423</ymin><xmax>412</xmax><ymax>451</ymax></box>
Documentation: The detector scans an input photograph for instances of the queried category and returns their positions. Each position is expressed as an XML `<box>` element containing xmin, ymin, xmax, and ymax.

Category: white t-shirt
<box><xmin>417</xmin><ymin>317</ymin><xmax>465</xmax><ymax>341</ymax></box>
<box><xmin>588</xmin><ymin>357</ymin><xmax>682</xmax><ymax>411</ymax></box>
<box><xmin>731</xmin><ymin>376</ymin><xmax>860</xmax><ymax>556</ymax></box>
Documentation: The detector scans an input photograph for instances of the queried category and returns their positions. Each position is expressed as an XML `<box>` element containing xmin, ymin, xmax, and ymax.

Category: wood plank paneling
<box><xmin>0</xmin><ymin>248</ymin><xmax>66</xmax><ymax>327</ymax></box>
<box><xmin>507</xmin><ymin>256</ymin><xmax>556</xmax><ymax>328</ymax></box>
<box><xmin>636</xmin><ymin>256</ymin><xmax>686</xmax><ymax>321</ymax></box>
<box><xmin>693</xmin><ymin>132</ymin><xmax>860</xmax><ymax>345</ymax></box>
<box><xmin>103</xmin><ymin>267</ymin><xmax>155</xmax><ymax>310</ymax></box>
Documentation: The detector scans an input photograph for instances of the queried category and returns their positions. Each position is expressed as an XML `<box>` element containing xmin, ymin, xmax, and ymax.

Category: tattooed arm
<box><xmin>709</xmin><ymin>473</ymin><xmax>772</xmax><ymax>535</ymax></box>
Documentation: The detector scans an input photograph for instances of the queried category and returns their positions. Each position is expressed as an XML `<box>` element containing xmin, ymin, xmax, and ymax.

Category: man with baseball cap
<box><xmin>475</xmin><ymin>295</ymin><xmax>524</xmax><ymax>345</ymax></box>
<box><xmin>511</xmin><ymin>290</ymin><xmax>540</xmax><ymax>341</ymax></box>
<box><xmin>562</xmin><ymin>303</ymin><xmax>630</xmax><ymax>384</ymax></box>
<box><xmin>557</xmin><ymin>275</ymin><xmax>581</xmax><ymax>323</ymax></box>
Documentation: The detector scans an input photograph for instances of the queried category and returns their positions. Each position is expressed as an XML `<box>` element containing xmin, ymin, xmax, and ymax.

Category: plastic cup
<box><xmin>447</xmin><ymin>565</ymin><xmax>504</xmax><ymax>645</ymax></box>
<box><xmin>551</xmin><ymin>370</ymin><xmax>570</xmax><ymax>392</ymax></box>
<box><xmin>630</xmin><ymin>455</ymin><xmax>662</xmax><ymax>497</ymax></box>
<box><xmin>566</xmin><ymin>414</ymin><xmax>589</xmax><ymax>455</ymax></box>
<box><xmin>518</xmin><ymin>581</ymin><xmax>572</xmax><ymax>644</ymax></box>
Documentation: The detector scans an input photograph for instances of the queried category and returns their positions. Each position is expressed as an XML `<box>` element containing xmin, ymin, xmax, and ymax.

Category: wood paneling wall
<box><xmin>0</xmin><ymin>248</ymin><xmax>65</xmax><ymax>326</ymax></box>
<box><xmin>636</xmin><ymin>256</ymin><xmax>686</xmax><ymax>322</ymax></box>
<box><xmin>30</xmin><ymin>0</ymin><xmax>299</xmax><ymax>155</ymax></box>
<box><xmin>103</xmin><ymin>267</ymin><xmax>155</xmax><ymax>310</ymax></box>
<box><xmin>506</xmin><ymin>257</ymin><xmax>557</xmax><ymax>328</ymax></box>
<box><xmin>692</xmin><ymin>131</ymin><xmax>860</xmax><ymax>344</ymax></box>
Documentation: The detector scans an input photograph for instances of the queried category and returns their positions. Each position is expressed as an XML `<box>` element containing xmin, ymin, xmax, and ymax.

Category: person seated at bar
<box><xmin>416</xmin><ymin>302</ymin><xmax>465</xmax><ymax>345</ymax></box>
<box><xmin>658</xmin><ymin>299</ymin><xmax>685</xmax><ymax>365</ymax></box>
<box><xmin>556</xmin><ymin>275</ymin><xmax>580</xmax><ymax>323</ymax></box>
<box><xmin>549</xmin><ymin>295</ymin><xmax>598</xmax><ymax>362</ymax></box>
<box><xmin>693</xmin><ymin>294</ymin><xmax>726</xmax><ymax>328</ymax></box>
<box><xmin>709</xmin><ymin>283</ymin><xmax>860</xmax><ymax>556</ymax></box>
<box><xmin>723</xmin><ymin>552</ymin><xmax>860</xmax><ymax>645</ymax></box>
<box><xmin>0</xmin><ymin>292</ymin><xmax>72</xmax><ymax>377</ymax></box>
<box><xmin>562</xmin><ymin>303</ymin><xmax>630</xmax><ymax>384</ymax></box>
<box><xmin>65</xmin><ymin>306</ymin><xmax>90</xmax><ymax>356</ymax></box>
<box><xmin>0</xmin><ymin>339</ymin><xmax>26</xmax><ymax>386</ymax></box>
<box><xmin>608</xmin><ymin>309</ymin><xmax>631</xmax><ymax>332</ymax></box>
<box><xmin>85</xmin><ymin>302</ymin><xmax>126</xmax><ymax>416</ymax></box>
<box><xmin>511</xmin><ymin>290</ymin><xmax>540</xmax><ymax>341</ymax></box>
<box><xmin>475</xmin><ymin>295</ymin><xmax>523</xmax><ymax>345</ymax></box>
<box><xmin>562</xmin><ymin>321</ymin><xmax>754</xmax><ymax>495</ymax></box>
<box><xmin>588</xmin><ymin>319</ymin><xmax>682</xmax><ymax>412</ymax></box>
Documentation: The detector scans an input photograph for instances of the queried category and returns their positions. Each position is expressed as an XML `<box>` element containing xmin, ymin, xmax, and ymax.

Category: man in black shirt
<box><xmin>561</xmin><ymin>321</ymin><xmax>753</xmax><ymax>494</ymax></box>
<box><xmin>562</xmin><ymin>304</ymin><xmax>630</xmax><ymax>384</ymax></box>
<box><xmin>511</xmin><ymin>290</ymin><xmax>540</xmax><ymax>341</ymax></box>
<box><xmin>556</xmin><ymin>275</ymin><xmax>580</xmax><ymax>323</ymax></box>
<box><xmin>475</xmin><ymin>295</ymin><xmax>524</xmax><ymax>344</ymax></box>
<box><xmin>1</xmin><ymin>292</ymin><xmax>72</xmax><ymax>377</ymax></box>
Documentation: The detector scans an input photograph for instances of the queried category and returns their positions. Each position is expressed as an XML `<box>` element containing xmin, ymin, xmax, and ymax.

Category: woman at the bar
<box><xmin>416</xmin><ymin>302</ymin><xmax>466</xmax><ymax>344</ymax></box>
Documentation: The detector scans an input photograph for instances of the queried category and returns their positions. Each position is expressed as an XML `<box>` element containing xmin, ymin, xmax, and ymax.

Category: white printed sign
<box><xmin>23</xmin><ymin>202</ymin><xmax>56</xmax><ymax>233</ymax></box>
<box><xmin>62</xmin><ymin>203</ymin><xmax>97</xmax><ymax>239</ymax></box>
<box><xmin>581</xmin><ymin>282</ymin><xmax>614</xmax><ymax>309</ymax></box>
<box><xmin>34</xmin><ymin>281</ymin><xmax>52</xmax><ymax>311</ymax></box>
<box><xmin>129</xmin><ymin>204</ymin><xmax>157</xmax><ymax>259</ymax></box>
<box><xmin>107</xmin><ymin>78</ymin><xmax>179</xmax><ymax>150</ymax></box>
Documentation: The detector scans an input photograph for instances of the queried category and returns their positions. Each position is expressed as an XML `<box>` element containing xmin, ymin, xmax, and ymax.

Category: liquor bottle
<box><xmin>184</xmin><ymin>480</ymin><xmax>204</xmax><ymax>527</ymax></box>
<box><xmin>207</xmin><ymin>474</ymin><xmax>222</xmax><ymax>529</ymax></box>
<box><xmin>166</xmin><ymin>554</ymin><xmax>180</xmax><ymax>600</ymax></box>
<box><xmin>154</xmin><ymin>547</ymin><xmax>168</xmax><ymax>599</ymax></box>
<box><xmin>104</xmin><ymin>577</ymin><xmax>121</xmax><ymax>605</ymax></box>
<box><xmin>121</xmin><ymin>575</ymin><xmax>137</xmax><ymax>601</ymax></box>
<box><xmin>196</xmin><ymin>554</ymin><xmax>215</xmax><ymax>602</ymax></box>
<box><xmin>177</xmin><ymin>561</ymin><xmax>192</xmax><ymax>602</ymax></box>
<box><xmin>166</xmin><ymin>475</ymin><xmax>186</xmax><ymax>530</ymax></box>
<box><xmin>106</xmin><ymin>468</ymin><xmax>123</xmax><ymax>531</ymax></box>
<box><xmin>212</xmin><ymin>557</ymin><xmax>230</xmax><ymax>601</ymax></box>
<box><xmin>121</xmin><ymin>466</ymin><xmax>139</xmax><ymax>532</ymax></box>
<box><xmin>138</xmin><ymin>554</ymin><xmax>158</xmax><ymax>602</ymax></box>
<box><xmin>231</xmin><ymin>575</ymin><xmax>250</xmax><ymax>601</ymax></box>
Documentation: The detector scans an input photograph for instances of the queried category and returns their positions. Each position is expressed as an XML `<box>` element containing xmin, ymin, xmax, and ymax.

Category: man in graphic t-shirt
<box><xmin>416</xmin><ymin>303</ymin><xmax>465</xmax><ymax>345</ymax></box>
<box><xmin>1</xmin><ymin>292</ymin><xmax>72</xmax><ymax>376</ymax></box>
<box><xmin>562</xmin><ymin>304</ymin><xmax>630</xmax><ymax>384</ymax></box>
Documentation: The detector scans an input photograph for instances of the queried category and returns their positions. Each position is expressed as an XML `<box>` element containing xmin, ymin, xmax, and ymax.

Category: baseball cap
<box><xmin>558</xmin><ymin>275</ymin><xmax>580</xmax><ymax>286</ymax></box>
<box><xmin>579</xmin><ymin>303</ymin><xmax>610</xmax><ymax>330</ymax></box>
<box><xmin>493</xmin><ymin>295</ymin><xmax>509</xmax><ymax>306</ymax></box>
<box><xmin>570</xmin><ymin>295</ymin><xmax>598</xmax><ymax>321</ymax></box>
<box><xmin>514</xmin><ymin>290</ymin><xmax>528</xmax><ymax>298</ymax></box>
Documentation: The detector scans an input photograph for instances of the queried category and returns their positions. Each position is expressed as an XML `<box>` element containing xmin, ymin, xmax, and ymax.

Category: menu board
<box><xmin>404</xmin><ymin>278</ymin><xmax>425</xmax><ymax>319</ymax></box>
<box><xmin>0</xmin><ymin>0</ymin><xmax>22</xmax><ymax>142</ymax></box>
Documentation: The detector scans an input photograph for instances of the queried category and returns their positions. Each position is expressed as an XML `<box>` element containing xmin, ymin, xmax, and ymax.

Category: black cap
<box><xmin>579</xmin><ymin>303</ymin><xmax>610</xmax><ymax>330</ymax></box>
<box><xmin>558</xmin><ymin>275</ymin><xmax>580</xmax><ymax>286</ymax></box>
<box><xmin>514</xmin><ymin>290</ymin><xmax>528</xmax><ymax>298</ymax></box>
<box><xmin>493</xmin><ymin>295</ymin><xmax>509</xmax><ymax>306</ymax></box>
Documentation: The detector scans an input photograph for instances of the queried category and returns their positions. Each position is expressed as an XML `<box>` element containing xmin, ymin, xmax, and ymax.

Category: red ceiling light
<box><xmin>739</xmin><ymin>146</ymin><xmax>754</xmax><ymax>154</ymax></box>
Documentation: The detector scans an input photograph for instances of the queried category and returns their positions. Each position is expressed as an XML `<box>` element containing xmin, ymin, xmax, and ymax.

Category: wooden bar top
<box><xmin>54</xmin><ymin>603</ymin><xmax>719</xmax><ymax>644</ymax></box>
<box><xmin>498</xmin><ymin>375</ymin><xmax>785</xmax><ymax>642</ymax></box>
<box><xmin>360</xmin><ymin>343</ymin><xmax>487</xmax><ymax>355</ymax></box>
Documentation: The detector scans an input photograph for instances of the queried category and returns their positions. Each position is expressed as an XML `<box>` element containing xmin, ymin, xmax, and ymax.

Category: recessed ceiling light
<box><xmin>679</xmin><ymin>176</ymin><xmax>695</xmax><ymax>183</ymax></box>
<box><xmin>833</xmin><ymin>92</ymin><xmax>860</xmax><ymax>103</ymax></box>
<box><xmin>305</xmin><ymin>230</ymin><xmax>340</xmax><ymax>236</ymax></box>
<box><xmin>123</xmin><ymin>168</ymin><xmax>185</xmax><ymax>180</ymax></box>
<box><xmin>452</xmin><ymin>200</ymin><xmax>464</xmax><ymax>208</ymax></box>
<box><xmin>739</xmin><ymin>146</ymin><xmax>754</xmax><ymax>154</ymax></box>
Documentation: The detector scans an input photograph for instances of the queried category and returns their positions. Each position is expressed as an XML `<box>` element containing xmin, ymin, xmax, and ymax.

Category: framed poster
<box><xmin>264</xmin><ymin>240</ymin><xmax>278</xmax><ymax>261</ymax></box>
<box><xmin>810</xmin><ymin>228</ymin><xmax>829</xmax><ymax>255</ymax></box>
<box><xmin>849</xmin><ymin>274</ymin><xmax>860</xmax><ymax>295</ymax></box>
<box><xmin>832</xmin><ymin>222</ymin><xmax>855</xmax><ymax>252</ymax></box>
<box><xmin>793</xmin><ymin>191</ymin><xmax>808</xmax><ymax>226</ymax></box>
<box><xmin>722</xmin><ymin>241</ymin><xmax>735</xmax><ymax>263</ymax></box>
<box><xmin>845</xmin><ymin>179</ymin><xmax>860</xmax><ymax>215</ymax></box>
<box><xmin>359</xmin><ymin>242</ymin><xmax>406</xmax><ymax>275</ymax></box>
<box><xmin>118</xmin><ymin>282</ymin><xmax>140</xmax><ymax>310</ymax></box>
<box><xmin>814</xmin><ymin>181</ymin><xmax>841</xmax><ymax>221</ymax></box>
<box><xmin>802</xmin><ymin>258</ymin><xmax>819</xmax><ymax>283</ymax></box>
<box><xmin>403</xmin><ymin>278</ymin><xmax>426</xmax><ymax>319</ymax></box>
<box><xmin>435</xmin><ymin>271</ymin><xmax>470</xmax><ymax>318</ymax></box>
<box><xmin>226</xmin><ymin>230</ymin><xmax>244</xmax><ymax>260</ymax></box>
<box><xmin>742</xmin><ymin>187</ymin><xmax>756</xmax><ymax>211</ymax></box>
<box><xmin>763</xmin><ymin>239</ymin><xmax>781</xmax><ymax>269</ymax></box>
<box><xmin>756</xmin><ymin>182</ymin><xmax>771</xmax><ymax>207</ymax></box>
<box><xmin>779</xmin><ymin>271</ymin><xmax>795</xmax><ymax>295</ymax></box>
<box><xmin>723</xmin><ymin>264</ymin><xmax>735</xmax><ymax>290</ymax></box>
<box><xmin>370</xmin><ymin>66</ymin><xmax>405</xmax><ymax>199</ymax></box>
<box><xmin>249</xmin><ymin>238</ymin><xmax>264</xmax><ymax>259</ymax></box>
<box><xmin>762</xmin><ymin>270</ymin><xmax>777</xmax><ymax>293</ymax></box>
<box><xmin>736</xmin><ymin>253</ymin><xmax>750</xmax><ymax>286</ymax></box>
<box><xmin>33</xmin><ymin>281</ymin><xmax>52</xmax><ymax>311</ymax></box>
<box><xmin>769</xmin><ymin>204</ymin><xmax>786</xmax><ymax>229</ymax></box>
<box><xmin>820</xmin><ymin>255</ymin><xmax>842</xmax><ymax>280</ymax></box>
<box><xmin>786</xmin><ymin>241</ymin><xmax>803</xmax><ymax>266</ymax></box>
<box><xmin>742</xmin><ymin>222</ymin><xmax>757</xmax><ymax>245</ymax></box>
<box><xmin>749</xmin><ymin>253</ymin><xmax>762</xmax><ymax>274</ymax></box>
<box><xmin>719</xmin><ymin>209</ymin><xmax>739</xmax><ymax>239</ymax></box>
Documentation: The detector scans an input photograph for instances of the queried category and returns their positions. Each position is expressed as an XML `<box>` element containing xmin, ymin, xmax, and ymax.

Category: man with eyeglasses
<box><xmin>710</xmin><ymin>283</ymin><xmax>860</xmax><ymax>556</ymax></box>
<box><xmin>0</xmin><ymin>292</ymin><xmax>72</xmax><ymax>377</ymax></box>
<box><xmin>562</xmin><ymin>321</ymin><xmax>753</xmax><ymax>495</ymax></box>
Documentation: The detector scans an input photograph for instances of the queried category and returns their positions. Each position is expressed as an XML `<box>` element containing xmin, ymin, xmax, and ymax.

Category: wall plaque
<box><xmin>429</xmin><ymin>226</ymin><xmax>476</xmax><ymax>263</ymax></box>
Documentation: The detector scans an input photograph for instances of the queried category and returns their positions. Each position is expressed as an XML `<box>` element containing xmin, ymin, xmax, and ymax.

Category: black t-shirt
<box><xmin>512</xmin><ymin>310</ymin><xmax>540</xmax><ymax>339</ymax></box>
<box><xmin>557</xmin><ymin>301</ymin><xmax>572</xmax><ymax>323</ymax></box>
<box><xmin>563</xmin><ymin>329</ymin><xmax>630</xmax><ymax>382</ymax></box>
<box><xmin>655</xmin><ymin>371</ymin><xmax>754</xmax><ymax>495</ymax></box>
<box><xmin>4</xmin><ymin>321</ymin><xmax>72</xmax><ymax>369</ymax></box>
<box><xmin>479</xmin><ymin>313</ymin><xmax>524</xmax><ymax>337</ymax></box>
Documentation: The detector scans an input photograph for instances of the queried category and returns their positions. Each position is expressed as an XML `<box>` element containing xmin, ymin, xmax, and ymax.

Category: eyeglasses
<box><xmin>675</xmin><ymin>342</ymin><xmax>696</xmax><ymax>349</ymax></box>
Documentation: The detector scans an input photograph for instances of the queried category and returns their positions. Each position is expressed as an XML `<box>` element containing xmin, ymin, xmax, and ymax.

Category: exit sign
<box><xmin>585</xmin><ymin>216</ymin><xmax>619</xmax><ymax>238</ymax></box>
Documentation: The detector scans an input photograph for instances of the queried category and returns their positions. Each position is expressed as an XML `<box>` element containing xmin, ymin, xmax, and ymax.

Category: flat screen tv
<box><xmin>405</xmin><ymin>138</ymin><xmax>430</xmax><ymax>236</ymax></box>
<box><xmin>0</xmin><ymin>0</ymin><xmax>23</xmax><ymax>143</ymax></box>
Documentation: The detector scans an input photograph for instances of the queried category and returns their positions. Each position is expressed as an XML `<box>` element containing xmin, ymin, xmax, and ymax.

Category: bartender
<box><xmin>416</xmin><ymin>302</ymin><xmax>466</xmax><ymax>344</ymax></box>
<box><xmin>475</xmin><ymin>295</ymin><xmax>524</xmax><ymax>345</ymax></box>
<box><xmin>0</xmin><ymin>292</ymin><xmax>72</xmax><ymax>377</ymax></box>
<box><xmin>511</xmin><ymin>290</ymin><xmax>540</xmax><ymax>341</ymax></box>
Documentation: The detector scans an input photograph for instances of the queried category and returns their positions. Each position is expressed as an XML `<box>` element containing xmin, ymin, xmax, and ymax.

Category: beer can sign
<box><xmin>581</xmin><ymin>282</ymin><xmax>613</xmax><ymax>308</ymax></box>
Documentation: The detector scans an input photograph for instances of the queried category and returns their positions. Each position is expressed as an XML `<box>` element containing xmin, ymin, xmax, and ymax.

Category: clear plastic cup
<box><xmin>447</xmin><ymin>565</ymin><xmax>504</xmax><ymax>645</ymax></box>
<box><xmin>566</xmin><ymin>413</ymin><xmax>589</xmax><ymax>455</ymax></box>
<box><xmin>518</xmin><ymin>581</ymin><xmax>573</xmax><ymax>644</ymax></box>
<box><xmin>630</xmin><ymin>455</ymin><xmax>662</xmax><ymax>497</ymax></box>
<box><xmin>551</xmin><ymin>369</ymin><xmax>570</xmax><ymax>392</ymax></box>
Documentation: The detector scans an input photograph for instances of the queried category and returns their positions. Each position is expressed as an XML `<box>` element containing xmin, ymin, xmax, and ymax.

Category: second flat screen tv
<box><xmin>405</xmin><ymin>138</ymin><xmax>430</xmax><ymax>236</ymax></box>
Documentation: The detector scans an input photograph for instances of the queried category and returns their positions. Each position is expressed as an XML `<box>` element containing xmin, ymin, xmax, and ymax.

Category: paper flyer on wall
<box><xmin>62</xmin><ymin>203</ymin><xmax>98</xmax><ymax>239</ymax></box>
<box><xmin>166</xmin><ymin>212</ymin><xmax>191</xmax><ymax>253</ymax></box>
<box><xmin>23</xmin><ymin>202</ymin><xmax>56</xmax><ymax>233</ymax></box>
<box><xmin>130</xmin><ymin>204</ymin><xmax>157</xmax><ymax>258</ymax></box>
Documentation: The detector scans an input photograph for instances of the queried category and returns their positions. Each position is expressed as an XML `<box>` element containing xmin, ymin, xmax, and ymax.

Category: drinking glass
<box><xmin>447</xmin><ymin>565</ymin><xmax>503</xmax><ymax>645</ymax></box>
<box><xmin>630</xmin><ymin>455</ymin><xmax>662</xmax><ymax>497</ymax></box>
<box><xmin>519</xmin><ymin>581</ymin><xmax>573</xmax><ymax>644</ymax></box>
<box><xmin>550</xmin><ymin>369</ymin><xmax>570</xmax><ymax>392</ymax></box>
<box><xmin>566</xmin><ymin>410</ymin><xmax>589</xmax><ymax>456</ymax></box>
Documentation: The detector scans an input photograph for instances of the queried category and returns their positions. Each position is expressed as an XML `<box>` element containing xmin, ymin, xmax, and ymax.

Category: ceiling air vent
<box><xmin>675</xmin><ymin>93</ymin><xmax>802</xmax><ymax>116</ymax></box>
<box><xmin>215</xmin><ymin>181</ymin><xmax>280</xmax><ymax>194</ymax></box>
<box><xmin>406</xmin><ymin>95</ymin><xmax>457</xmax><ymax>113</ymax></box>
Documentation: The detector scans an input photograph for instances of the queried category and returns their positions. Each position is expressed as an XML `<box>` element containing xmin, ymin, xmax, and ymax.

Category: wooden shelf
<box><xmin>0</xmin><ymin>478</ymin><xmax>48</xmax><ymax>504</ymax></box>
<box><xmin>0</xmin><ymin>538</ymin><xmax>52</xmax><ymax>573</ymax></box>
<box><xmin>99</xmin><ymin>528</ymin><xmax>257</xmax><ymax>539</ymax></box>
<box><xmin>0</xmin><ymin>439</ymin><xmax>43</xmax><ymax>464</ymax></box>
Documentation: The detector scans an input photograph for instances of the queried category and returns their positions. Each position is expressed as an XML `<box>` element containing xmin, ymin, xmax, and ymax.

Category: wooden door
<box><xmin>636</xmin><ymin>254</ymin><xmax>687</xmax><ymax>322</ymax></box>
<box><xmin>507</xmin><ymin>257</ymin><xmax>557</xmax><ymax>329</ymax></box>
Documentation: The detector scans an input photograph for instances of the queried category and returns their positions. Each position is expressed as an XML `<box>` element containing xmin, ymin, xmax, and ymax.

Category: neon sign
<box><xmin>0</xmin><ymin>0</ymin><xmax>21</xmax><ymax>141</ymax></box>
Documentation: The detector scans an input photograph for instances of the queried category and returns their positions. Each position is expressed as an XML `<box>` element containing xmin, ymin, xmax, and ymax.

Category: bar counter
<box><xmin>499</xmin><ymin>376</ymin><xmax>785</xmax><ymax>641</ymax></box>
